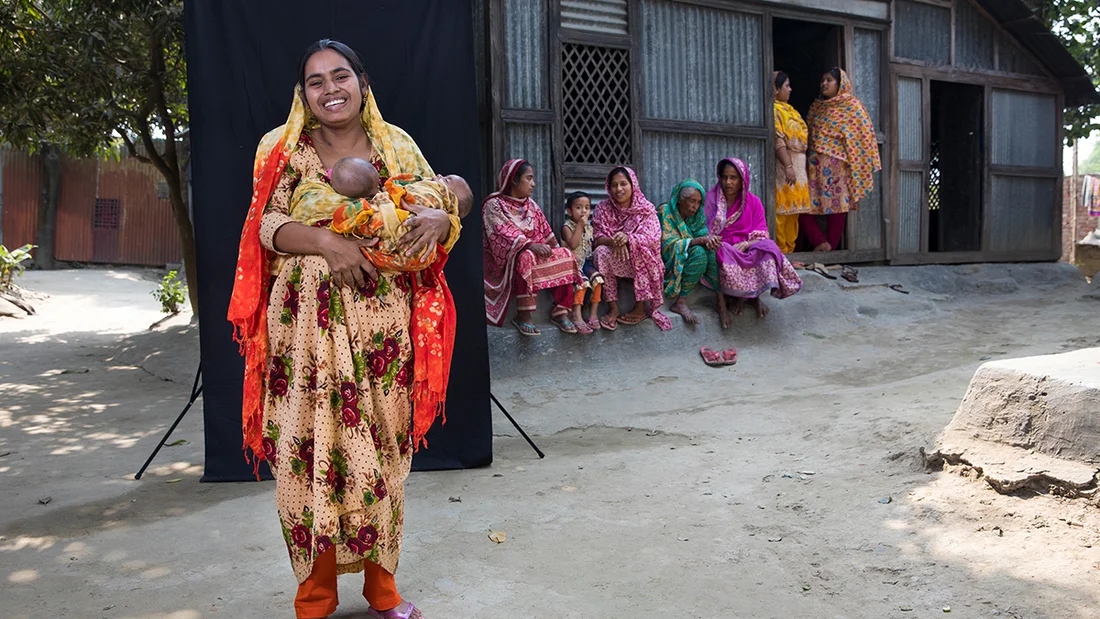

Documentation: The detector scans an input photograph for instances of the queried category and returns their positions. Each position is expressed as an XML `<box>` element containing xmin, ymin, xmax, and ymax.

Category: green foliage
<box><xmin>151</xmin><ymin>270</ymin><xmax>186</xmax><ymax>314</ymax></box>
<box><xmin>0</xmin><ymin>0</ymin><xmax>188</xmax><ymax>159</ymax></box>
<box><xmin>1032</xmin><ymin>0</ymin><xmax>1100</xmax><ymax>142</ymax></box>
<box><xmin>1081</xmin><ymin>142</ymin><xmax>1100</xmax><ymax>174</ymax></box>
<box><xmin>0</xmin><ymin>244</ymin><xmax>35</xmax><ymax>289</ymax></box>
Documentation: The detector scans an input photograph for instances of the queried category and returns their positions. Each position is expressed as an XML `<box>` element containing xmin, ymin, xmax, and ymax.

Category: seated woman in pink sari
<box><xmin>592</xmin><ymin>166</ymin><xmax>671</xmax><ymax>331</ymax></box>
<box><xmin>705</xmin><ymin>158</ymin><xmax>802</xmax><ymax>328</ymax></box>
<box><xmin>483</xmin><ymin>159</ymin><xmax>580</xmax><ymax>335</ymax></box>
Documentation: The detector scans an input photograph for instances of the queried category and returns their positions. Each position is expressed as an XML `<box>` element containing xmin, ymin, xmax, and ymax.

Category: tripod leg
<box><xmin>135</xmin><ymin>367</ymin><xmax>203</xmax><ymax>480</ymax></box>
<box><xmin>490</xmin><ymin>392</ymin><xmax>545</xmax><ymax>459</ymax></box>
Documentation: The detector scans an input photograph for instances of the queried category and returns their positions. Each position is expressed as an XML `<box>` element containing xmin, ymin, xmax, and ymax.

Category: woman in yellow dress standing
<box><xmin>772</xmin><ymin>71</ymin><xmax>813</xmax><ymax>254</ymax></box>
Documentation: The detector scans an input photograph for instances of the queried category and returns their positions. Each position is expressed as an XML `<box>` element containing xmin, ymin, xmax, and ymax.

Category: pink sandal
<box><xmin>574</xmin><ymin>319</ymin><xmax>593</xmax><ymax>334</ymax></box>
<box><xmin>367</xmin><ymin>602</ymin><xmax>423</xmax><ymax>619</ymax></box>
<box><xmin>586</xmin><ymin>316</ymin><xmax>602</xmax><ymax>331</ymax></box>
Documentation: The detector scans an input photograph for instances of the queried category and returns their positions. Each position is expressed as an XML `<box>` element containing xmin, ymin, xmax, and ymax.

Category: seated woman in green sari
<box><xmin>658</xmin><ymin>179</ymin><xmax>719</xmax><ymax>324</ymax></box>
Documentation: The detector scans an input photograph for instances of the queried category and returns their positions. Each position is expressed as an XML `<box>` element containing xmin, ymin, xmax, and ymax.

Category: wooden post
<box><xmin>1071</xmin><ymin>139</ymin><xmax>1079</xmax><ymax>264</ymax></box>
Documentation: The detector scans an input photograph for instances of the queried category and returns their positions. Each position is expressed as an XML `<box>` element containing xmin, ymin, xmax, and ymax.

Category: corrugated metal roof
<box><xmin>975</xmin><ymin>0</ymin><xmax>1099</xmax><ymax>105</ymax></box>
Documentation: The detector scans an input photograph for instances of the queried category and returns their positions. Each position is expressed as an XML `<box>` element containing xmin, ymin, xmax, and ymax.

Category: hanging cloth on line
<box><xmin>1083</xmin><ymin>175</ymin><xmax>1100</xmax><ymax>218</ymax></box>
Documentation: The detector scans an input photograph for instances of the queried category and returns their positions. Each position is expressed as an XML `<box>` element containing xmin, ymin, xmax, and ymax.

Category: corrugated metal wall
<box><xmin>893</xmin><ymin>0</ymin><xmax>951</xmax><ymax>65</ymax></box>
<box><xmin>998</xmin><ymin>33</ymin><xmax>1043</xmax><ymax>76</ymax></box>
<box><xmin>639</xmin><ymin>0</ymin><xmax>763</xmax><ymax>126</ymax></box>
<box><xmin>956</xmin><ymin>0</ymin><xmax>995</xmax><ymax>71</ymax></box>
<box><xmin>854</xmin><ymin>170</ymin><xmax>883</xmax><ymax>250</ymax></box>
<box><xmin>504</xmin><ymin>0</ymin><xmax>549</xmax><ymax>109</ymax></box>
<box><xmin>1</xmin><ymin>149</ymin><xmax>182</xmax><ymax>266</ymax></box>
<box><xmin>640</xmin><ymin>132</ymin><xmax>764</xmax><ymax>207</ymax></box>
<box><xmin>560</xmin><ymin>0</ymin><xmax>628</xmax><ymax>37</ymax></box>
<box><xmin>1</xmin><ymin>150</ymin><xmax>42</xmax><ymax>251</ymax></box>
<box><xmin>505</xmin><ymin>123</ymin><xmax>554</xmax><ymax>220</ymax></box>
<box><xmin>897</xmin><ymin>171</ymin><xmax>922</xmax><ymax>254</ymax></box>
<box><xmin>897</xmin><ymin>78</ymin><xmax>922</xmax><ymax>161</ymax></box>
<box><xmin>55</xmin><ymin>157</ymin><xmax>98</xmax><ymax>262</ymax></box>
<box><xmin>989</xmin><ymin>176</ymin><xmax>1056</xmax><ymax>252</ymax></box>
<box><xmin>991</xmin><ymin>90</ymin><xmax>1056</xmax><ymax>167</ymax></box>
<box><xmin>854</xmin><ymin>29</ymin><xmax>882</xmax><ymax>126</ymax></box>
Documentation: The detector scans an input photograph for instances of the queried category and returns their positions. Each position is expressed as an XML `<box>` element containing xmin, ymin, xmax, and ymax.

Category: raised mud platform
<box><xmin>925</xmin><ymin>347</ymin><xmax>1100</xmax><ymax>497</ymax></box>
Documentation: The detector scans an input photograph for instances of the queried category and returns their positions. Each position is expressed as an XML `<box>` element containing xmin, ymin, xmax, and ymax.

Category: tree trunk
<box><xmin>167</xmin><ymin>166</ymin><xmax>199</xmax><ymax>314</ymax></box>
<box><xmin>35</xmin><ymin>143</ymin><xmax>61</xmax><ymax>270</ymax></box>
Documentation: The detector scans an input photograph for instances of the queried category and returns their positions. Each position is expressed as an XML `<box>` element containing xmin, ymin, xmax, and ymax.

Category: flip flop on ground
<box><xmin>551</xmin><ymin>316</ymin><xmax>579</xmax><ymax>334</ymax></box>
<box><xmin>616</xmin><ymin>313</ymin><xmax>646</xmax><ymax>325</ymax></box>
<box><xmin>511</xmin><ymin>319</ymin><xmax>540</xmax><ymax>336</ymax></box>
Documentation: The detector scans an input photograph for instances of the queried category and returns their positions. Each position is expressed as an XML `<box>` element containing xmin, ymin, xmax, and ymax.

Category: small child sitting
<box><xmin>560</xmin><ymin>191</ymin><xmax>604</xmax><ymax>333</ymax></box>
<box><xmin>292</xmin><ymin>157</ymin><xmax>471</xmax><ymax>272</ymax></box>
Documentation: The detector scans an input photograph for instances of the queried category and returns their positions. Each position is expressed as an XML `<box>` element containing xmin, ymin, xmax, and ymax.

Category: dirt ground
<box><xmin>1</xmin><ymin>266</ymin><xmax>1098</xmax><ymax>619</ymax></box>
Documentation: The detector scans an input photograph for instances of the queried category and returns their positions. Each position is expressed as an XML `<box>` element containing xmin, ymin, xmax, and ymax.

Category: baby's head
<box><xmin>565</xmin><ymin>191</ymin><xmax>592</xmax><ymax>223</ymax></box>
<box><xmin>440</xmin><ymin>174</ymin><xmax>474</xmax><ymax>219</ymax></box>
<box><xmin>330</xmin><ymin>157</ymin><xmax>380</xmax><ymax>199</ymax></box>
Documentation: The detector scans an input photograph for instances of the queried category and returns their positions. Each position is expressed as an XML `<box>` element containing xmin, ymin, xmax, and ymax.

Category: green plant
<box><xmin>151</xmin><ymin>270</ymin><xmax>187</xmax><ymax>314</ymax></box>
<box><xmin>0</xmin><ymin>244</ymin><xmax>36</xmax><ymax>289</ymax></box>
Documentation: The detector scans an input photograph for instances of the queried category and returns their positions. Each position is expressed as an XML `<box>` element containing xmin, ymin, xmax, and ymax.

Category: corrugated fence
<box><xmin>1</xmin><ymin>149</ymin><xmax>182</xmax><ymax>266</ymax></box>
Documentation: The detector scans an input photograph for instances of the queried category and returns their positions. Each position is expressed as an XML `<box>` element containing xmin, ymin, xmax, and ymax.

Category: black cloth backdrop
<box><xmin>184</xmin><ymin>0</ymin><xmax>492</xmax><ymax>482</ymax></box>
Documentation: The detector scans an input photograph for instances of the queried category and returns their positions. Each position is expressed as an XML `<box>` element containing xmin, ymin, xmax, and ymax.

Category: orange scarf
<box><xmin>228</xmin><ymin>87</ymin><xmax>452</xmax><ymax>476</ymax></box>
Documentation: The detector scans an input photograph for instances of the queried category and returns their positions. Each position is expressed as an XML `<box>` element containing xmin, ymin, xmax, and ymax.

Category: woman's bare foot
<box><xmin>670</xmin><ymin>296</ymin><xmax>698</xmax><ymax>324</ymax></box>
<box><xmin>813</xmin><ymin>242</ymin><xmax>832</xmax><ymax>252</ymax></box>
<box><xmin>749</xmin><ymin>297</ymin><xmax>770</xmax><ymax>318</ymax></box>
<box><xmin>600</xmin><ymin>301</ymin><xmax>621</xmax><ymax>329</ymax></box>
<box><xmin>717</xmin><ymin>294</ymin><xmax>733</xmax><ymax>330</ymax></box>
<box><xmin>731</xmin><ymin>296</ymin><xmax>746</xmax><ymax>316</ymax></box>
<box><xmin>619</xmin><ymin>301</ymin><xmax>647</xmax><ymax>323</ymax></box>
<box><xmin>572</xmin><ymin>306</ymin><xmax>585</xmax><ymax>325</ymax></box>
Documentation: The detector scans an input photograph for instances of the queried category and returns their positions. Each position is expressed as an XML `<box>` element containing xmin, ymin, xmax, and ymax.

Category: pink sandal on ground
<box><xmin>367</xmin><ymin>602</ymin><xmax>423</xmax><ymax>619</ymax></box>
<box><xmin>721</xmin><ymin>348</ymin><xmax>738</xmax><ymax>365</ymax></box>
<box><xmin>700</xmin><ymin>347</ymin><xmax>722</xmax><ymax>367</ymax></box>
<box><xmin>587</xmin><ymin>316</ymin><xmax>602</xmax><ymax>331</ymax></box>
<box><xmin>574</xmin><ymin>319</ymin><xmax>593</xmax><ymax>334</ymax></box>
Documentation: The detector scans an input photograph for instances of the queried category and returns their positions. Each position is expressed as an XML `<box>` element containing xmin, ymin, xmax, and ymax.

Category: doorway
<box><xmin>773</xmin><ymin>18</ymin><xmax>844</xmax><ymax>119</ymax></box>
<box><xmin>773</xmin><ymin>18</ymin><xmax>845</xmax><ymax>250</ymax></box>
<box><xmin>928</xmin><ymin>81</ymin><xmax>984</xmax><ymax>252</ymax></box>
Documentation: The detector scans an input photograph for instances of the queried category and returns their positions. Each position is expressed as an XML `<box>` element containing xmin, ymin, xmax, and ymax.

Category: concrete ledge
<box><xmin>925</xmin><ymin>347</ymin><xmax>1100</xmax><ymax>497</ymax></box>
<box><xmin>488</xmin><ymin>262</ymin><xmax>1087</xmax><ymax>380</ymax></box>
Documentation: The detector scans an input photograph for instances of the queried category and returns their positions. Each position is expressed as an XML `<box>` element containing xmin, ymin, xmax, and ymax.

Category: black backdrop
<box><xmin>184</xmin><ymin>0</ymin><xmax>492</xmax><ymax>481</ymax></box>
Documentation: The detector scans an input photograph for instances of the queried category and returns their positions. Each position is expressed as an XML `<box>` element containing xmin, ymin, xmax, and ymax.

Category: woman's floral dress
<box><xmin>258</xmin><ymin>136</ymin><xmax>414</xmax><ymax>583</ymax></box>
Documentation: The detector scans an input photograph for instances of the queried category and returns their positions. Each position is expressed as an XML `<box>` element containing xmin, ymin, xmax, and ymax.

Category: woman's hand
<box><xmin>734</xmin><ymin>241</ymin><xmax>751</xmax><ymax>252</ymax></box>
<box><xmin>785</xmin><ymin>165</ymin><xmax>798</xmax><ymax>187</ymax></box>
<box><xmin>398</xmin><ymin>201</ymin><xmax>454</xmax><ymax>258</ymax></box>
<box><xmin>528</xmin><ymin>243</ymin><xmax>553</xmax><ymax>259</ymax></box>
<box><xmin>705</xmin><ymin>235</ymin><xmax>722</xmax><ymax>251</ymax></box>
<box><xmin>612</xmin><ymin>232</ymin><xmax>629</xmax><ymax>247</ymax></box>
<box><xmin>319</xmin><ymin>233</ymin><xmax>379</xmax><ymax>289</ymax></box>
<box><xmin>613</xmin><ymin>243</ymin><xmax>630</xmax><ymax>261</ymax></box>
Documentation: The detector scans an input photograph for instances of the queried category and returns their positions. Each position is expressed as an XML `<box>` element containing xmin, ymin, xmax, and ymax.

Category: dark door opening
<box><xmin>773</xmin><ymin>18</ymin><xmax>844</xmax><ymax>119</ymax></box>
<box><xmin>773</xmin><ymin>18</ymin><xmax>845</xmax><ymax>251</ymax></box>
<box><xmin>929</xmin><ymin>81</ymin><xmax>984</xmax><ymax>253</ymax></box>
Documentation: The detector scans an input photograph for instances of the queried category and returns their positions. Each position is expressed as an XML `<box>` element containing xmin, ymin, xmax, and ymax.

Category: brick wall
<box><xmin>1062</xmin><ymin>175</ymin><xmax>1100</xmax><ymax>262</ymax></box>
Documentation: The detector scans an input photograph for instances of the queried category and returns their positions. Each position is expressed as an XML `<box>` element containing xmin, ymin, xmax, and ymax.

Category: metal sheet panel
<box><xmin>505</xmin><ymin>123</ymin><xmax>554</xmax><ymax>220</ymax></box>
<box><xmin>893</xmin><ymin>0</ymin><xmax>951</xmax><ymax>65</ymax></box>
<box><xmin>854</xmin><ymin>168</ymin><xmax>883</xmax><ymax>250</ymax></box>
<box><xmin>991</xmin><ymin>90</ymin><xmax>1056</xmax><ymax>168</ymax></box>
<box><xmin>564</xmin><ymin>178</ymin><xmax>609</xmax><ymax>207</ymax></box>
<box><xmin>95</xmin><ymin>158</ymin><xmax>182</xmax><ymax>266</ymax></box>
<box><xmin>989</xmin><ymin>176</ymin><xmax>1056</xmax><ymax>252</ymax></box>
<box><xmin>898</xmin><ymin>77</ymin><xmax>922</xmax><ymax>162</ymax></box>
<box><xmin>561</xmin><ymin>0</ymin><xmax>628</xmax><ymax>37</ymax></box>
<box><xmin>640</xmin><ymin>0</ymin><xmax>763</xmax><ymax>126</ymax></box>
<box><xmin>956</xmin><ymin>0</ymin><xmax>995</xmax><ymax>71</ymax></box>
<box><xmin>898</xmin><ymin>170</ymin><xmax>922</xmax><ymax>254</ymax></box>
<box><xmin>1</xmin><ymin>150</ymin><xmax>42</xmax><ymax>251</ymax></box>
<box><xmin>54</xmin><ymin>157</ymin><xmax>98</xmax><ymax>263</ymax></box>
<box><xmin>854</xmin><ymin>29</ymin><xmax>882</xmax><ymax>127</ymax></box>
<box><xmin>998</xmin><ymin>33</ymin><xmax>1044</xmax><ymax>76</ymax></box>
<box><xmin>504</xmin><ymin>0</ymin><xmax>549</xmax><ymax>109</ymax></box>
<box><xmin>640</xmin><ymin>131</ymin><xmax>765</xmax><ymax>209</ymax></box>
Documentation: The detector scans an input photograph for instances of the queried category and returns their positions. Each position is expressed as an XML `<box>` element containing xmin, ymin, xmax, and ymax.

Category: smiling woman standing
<box><xmin>228</xmin><ymin>39</ymin><xmax>459</xmax><ymax>619</ymax></box>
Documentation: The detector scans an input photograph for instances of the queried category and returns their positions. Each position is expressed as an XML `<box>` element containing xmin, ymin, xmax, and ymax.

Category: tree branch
<box><xmin>117</xmin><ymin>130</ymin><xmax>152</xmax><ymax>165</ymax></box>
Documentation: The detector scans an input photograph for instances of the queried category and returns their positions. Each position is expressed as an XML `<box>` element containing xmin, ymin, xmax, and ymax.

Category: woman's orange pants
<box><xmin>294</xmin><ymin>548</ymin><xmax>401</xmax><ymax>618</ymax></box>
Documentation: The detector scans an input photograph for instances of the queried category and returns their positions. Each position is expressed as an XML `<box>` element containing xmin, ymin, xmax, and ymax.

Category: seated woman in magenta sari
<box><xmin>592</xmin><ymin>166</ymin><xmax>671</xmax><ymax>331</ymax></box>
<box><xmin>705</xmin><ymin>158</ymin><xmax>802</xmax><ymax>328</ymax></box>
